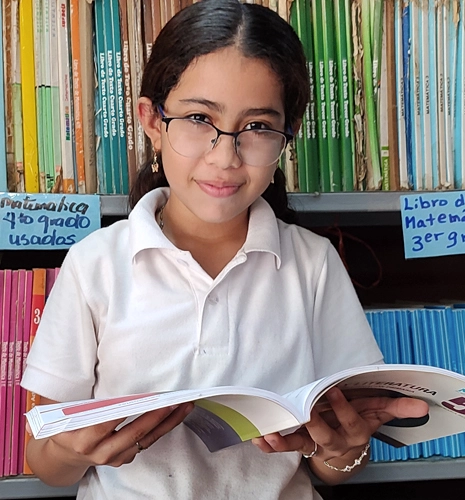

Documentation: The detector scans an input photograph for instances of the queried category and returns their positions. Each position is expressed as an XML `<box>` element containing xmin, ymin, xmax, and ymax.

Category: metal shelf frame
<box><xmin>99</xmin><ymin>192</ymin><xmax>408</xmax><ymax>217</ymax></box>
<box><xmin>3</xmin><ymin>458</ymin><xmax>465</xmax><ymax>498</ymax></box>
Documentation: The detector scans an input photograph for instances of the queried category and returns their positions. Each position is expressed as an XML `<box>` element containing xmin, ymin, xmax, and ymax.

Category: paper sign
<box><xmin>0</xmin><ymin>193</ymin><xmax>101</xmax><ymax>249</ymax></box>
<box><xmin>401</xmin><ymin>191</ymin><xmax>465</xmax><ymax>258</ymax></box>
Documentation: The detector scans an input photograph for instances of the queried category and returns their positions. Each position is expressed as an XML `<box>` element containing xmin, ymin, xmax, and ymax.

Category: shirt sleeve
<box><xmin>21</xmin><ymin>249</ymin><xmax>98</xmax><ymax>402</ymax></box>
<box><xmin>311</xmin><ymin>241</ymin><xmax>384</xmax><ymax>379</ymax></box>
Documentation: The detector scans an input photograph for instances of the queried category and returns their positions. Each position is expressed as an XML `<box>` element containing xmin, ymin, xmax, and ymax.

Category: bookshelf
<box><xmin>1</xmin><ymin>192</ymin><xmax>465</xmax><ymax>498</ymax></box>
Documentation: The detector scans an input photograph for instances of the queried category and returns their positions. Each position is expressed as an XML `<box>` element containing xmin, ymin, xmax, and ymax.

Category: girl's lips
<box><xmin>196</xmin><ymin>181</ymin><xmax>241</xmax><ymax>198</ymax></box>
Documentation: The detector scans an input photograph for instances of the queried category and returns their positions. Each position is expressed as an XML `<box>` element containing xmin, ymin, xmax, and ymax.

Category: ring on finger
<box><xmin>302</xmin><ymin>441</ymin><xmax>318</xmax><ymax>459</ymax></box>
<box><xmin>135</xmin><ymin>441</ymin><xmax>146</xmax><ymax>453</ymax></box>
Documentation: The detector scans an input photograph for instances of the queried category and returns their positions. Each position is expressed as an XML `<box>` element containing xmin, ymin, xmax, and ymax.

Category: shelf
<box><xmin>310</xmin><ymin>457</ymin><xmax>465</xmax><ymax>485</ymax></box>
<box><xmin>98</xmin><ymin>192</ymin><xmax>407</xmax><ymax>217</ymax></box>
<box><xmin>289</xmin><ymin>191</ymin><xmax>405</xmax><ymax>213</ymax></box>
<box><xmin>2</xmin><ymin>458</ymin><xmax>465</xmax><ymax>497</ymax></box>
<box><xmin>0</xmin><ymin>477</ymin><xmax>77</xmax><ymax>499</ymax></box>
<box><xmin>100</xmin><ymin>195</ymin><xmax>130</xmax><ymax>216</ymax></box>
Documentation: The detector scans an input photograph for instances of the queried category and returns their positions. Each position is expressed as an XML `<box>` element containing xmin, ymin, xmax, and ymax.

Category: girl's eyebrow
<box><xmin>178</xmin><ymin>98</ymin><xmax>282</xmax><ymax>120</ymax></box>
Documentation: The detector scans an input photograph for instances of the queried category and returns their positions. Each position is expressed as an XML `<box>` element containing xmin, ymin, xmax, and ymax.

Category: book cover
<box><xmin>11</xmin><ymin>0</ymin><xmax>25</xmax><ymax>192</ymax></box>
<box><xmin>304</xmin><ymin>0</ymin><xmax>320</xmax><ymax>193</ymax></box>
<box><xmin>57</xmin><ymin>0</ymin><xmax>76</xmax><ymax>193</ymax></box>
<box><xmin>0</xmin><ymin>2</ymin><xmax>7</xmax><ymax>192</ymax></box>
<box><xmin>2</xmin><ymin>0</ymin><xmax>17</xmax><ymax>193</ymax></box>
<box><xmin>23</xmin><ymin>269</ymin><xmax>46</xmax><ymax>475</ymax></box>
<box><xmin>409</xmin><ymin>1</ymin><xmax>422</xmax><ymax>190</ymax></box>
<box><xmin>127</xmin><ymin>0</ymin><xmax>148</xmax><ymax>170</ymax></box>
<box><xmin>40</xmin><ymin>0</ymin><xmax>57</xmax><ymax>193</ymax></box>
<box><xmin>94</xmin><ymin>0</ymin><xmax>112</xmax><ymax>193</ymax></box>
<box><xmin>289</xmin><ymin>0</ymin><xmax>306</xmax><ymax>192</ymax></box>
<box><xmin>351</xmin><ymin>0</ymin><xmax>367</xmax><ymax>190</ymax></box>
<box><xmin>103</xmin><ymin>0</ymin><xmax>119</xmax><ymax>194</ymax></box>
<box><xmin>110</xmin><ymin>0</ymin><xmax>129</xmax><ymax>195</ymax></box>
<box><xmin>119</xmin><ymin>0</ymin><xmax>138</xmax><ymax>189</ymax></box>
<box><xmin>394</xmin><ymin>0</ymin><xmax>408</xmax><ymax>189</ymax></box>
<box><xmin>18</xmin><ymin>270</ymin><xmax>33</xmax><ymax>475</ymax></box>
<box><xmin>361</xmin><ymin>0</ymin><xmax>382</xmax><ymax>190</ymax></box>
<box><xmin>80</xmin><ymin>0</ymin><xmax>97</xmax><ymax>194</ymax></box>
<box><xmin>334</xmin><ymin>0</ymin><xmax>355</xmax><ymax>192</ymax></box>
<box><xmin>33</xmin><ymin>0</ymin><xmax>46</xmax><ymax>193</ymax></box>
<box><xmin>19</xmin><ymin>0</ymin><xmax>39</xmax><ymax>193</ymax></box>
<box><xmin>70</xmin><ymin>0</ymin><xmax>87</xmax><ymax>194</ymax></box>
<box><xmin>142</xmin><ymin>0</ymin><xmax>153</xmax><ymax>63</ymax></box>
<box><xmin>402</xmin><ymin>1</ymin><xmax>413</xmax><ymax>189</ymax></box>
<box><xmin>3</xmin><ymin>270</ymin><xmax>18</xmax><ymax>476</ymax></box>
<box><xmin>419</xmin><ymin>0</ymin><xmax>435</xmax><ymax>191</ymax></box>
<box><xmin>311</xmin><ymin>0</ymin><xmax>331</xmax><ymax>192</ymax></box>
<box><xmin>9</xmin><ymin>269</ymin><xmax>26</xmax><ymax>476</ymax></box>
<box><xmin>151</xmin><ymin>0</ymin><xmax>162</xmax><ymax>42</ymax></box>
<box><xmin>436</xmin><ymin>0</ymin><xmax>449</xmax><ymax>189</ymax></box>
<box><xmin>385</xmin><ymin>0</ymin><xmax>400</xmax><ymax>191</ymax></box>
<box><xmin>51</xmin><ymin>0</ymin><xmax>64</xmax><ymax>193</ymax></box>
<box><xmin>25</xmin><ymin>364</ymin><xmax>465</xmax><ymax>455</ymax></box>
<box><xmin>321</xmin><ymin>0</ymin><xmax>342</xmax><ymax>192</ymax></box>
<box><xmin>0</xmin><ymin>270</ymin><xmax>10</xmax><ymax>476</ymax></box>
<box><xmin>379</xmin><ymin>2</ymin><xmax>390</xmax><ymax>191</ymax></box>
<box><xmin>445</xmin><ymin>0</ymin><xmax>458</xmax><ymax>189</ymax></box>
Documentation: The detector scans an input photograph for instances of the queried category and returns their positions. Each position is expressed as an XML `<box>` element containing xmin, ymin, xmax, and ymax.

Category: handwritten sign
<box><xmin>401</xmin><ymin>191</ymin><xmax>465</xmax><ymax>258</ymax></box>
<box><xmin>0</xmin><ymin>193</ymin><xmax>101</xmax><ymax>250</ymax></box>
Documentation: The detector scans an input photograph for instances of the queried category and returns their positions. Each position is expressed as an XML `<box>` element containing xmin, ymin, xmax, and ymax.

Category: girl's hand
<box><xmin>38</xmin><ymin>401</ymin><xmax>194</xmax><ymax>469</ymax></box>
<box><xmin>252</xmin><ymin>387</ymin><xmax>428</xmax><ymax>466</ymax></box>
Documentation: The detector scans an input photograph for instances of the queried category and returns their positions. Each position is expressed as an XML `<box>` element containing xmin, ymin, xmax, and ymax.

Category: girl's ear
<box><xmin>137</xmin><ymin>97</ymin><xmax>162</xmax><ymax>150</ymax></box>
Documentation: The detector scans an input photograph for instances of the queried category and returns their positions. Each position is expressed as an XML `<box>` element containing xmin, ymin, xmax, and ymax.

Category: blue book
<box><xmin>401</xmin><ymin>3</ymin><xmax>413</xmax><ymax>188</ymax></box>
<box><xmin>396</xmin><ymin>309</ymin><xmax>420</xmax><ymax>460</ymax></box>
<box><xmin>110</xmin><ymin>0</ymin><xmax>129</xmax><ymax>195</ymax></box>
<box><xmin>0</xmin><ymin>3</ymin><xmax>7</xmax><ymax>191</ymax></box>
<box><xmin>394</xmin><ymin>1</ymin><xmax>408</xmax><ymax>189</ymax></box>
<box><xmin>102</xmin><ymin>0</ymin><xmax>119</xmax><ymax>193</ymax></box>
<box><xmin>427</xmin><ymin>0</ymin><xmax>440</xmax><ymax>189</ymax></box>
<box><xmin>94</xmin><ymin>0</ymin><xmax>112</xmax><ymax>193</ymax></box>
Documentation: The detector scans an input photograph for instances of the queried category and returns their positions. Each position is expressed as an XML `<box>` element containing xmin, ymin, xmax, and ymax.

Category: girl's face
<box><xmin>140</xmin><ymin>46</ymin><xmax>286</xmax><ymax>227</ymax></box>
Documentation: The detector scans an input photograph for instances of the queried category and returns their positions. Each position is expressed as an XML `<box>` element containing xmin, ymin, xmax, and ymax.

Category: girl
<box><xmin>22</xmin><ymin>1</ymin><xmax>427</xmax><ymax>499</ymax></box>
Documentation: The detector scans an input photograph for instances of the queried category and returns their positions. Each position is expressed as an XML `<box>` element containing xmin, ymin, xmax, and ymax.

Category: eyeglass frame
<box><xmin>157</xmin><ymin>106</ymin><xmax>294</xmax><ymax>166</ymax></box>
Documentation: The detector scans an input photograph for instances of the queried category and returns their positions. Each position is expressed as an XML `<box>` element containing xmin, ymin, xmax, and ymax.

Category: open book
<box><xmin>26</xmin><ymin>364</ymin><xmax>465</xmax><ymax>452</ymax></box>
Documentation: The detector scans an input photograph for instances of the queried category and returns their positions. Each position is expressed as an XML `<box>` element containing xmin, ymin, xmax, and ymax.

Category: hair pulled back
<box><xmin>129</xmin><ymin>0</ymin><xmax>310</xmax><ymax>224</ymax></box>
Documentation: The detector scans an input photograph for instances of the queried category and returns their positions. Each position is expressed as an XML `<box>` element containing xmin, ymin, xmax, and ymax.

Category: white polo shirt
<box><xmin>22</xmin><ymin>187</ymin><xmax>382</xmax><ymax>499</ymax></box>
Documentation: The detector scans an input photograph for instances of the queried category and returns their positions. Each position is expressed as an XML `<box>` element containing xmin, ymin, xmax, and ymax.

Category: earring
<box><xmin>151</xmin><ymin>151</ymin><xmax>159</xmax><ymax>173</ymax></box>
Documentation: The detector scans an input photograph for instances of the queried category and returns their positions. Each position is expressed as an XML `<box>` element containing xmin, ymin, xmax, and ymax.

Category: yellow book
<box><xmin>19</xmin><ymin>0</ymin><xmax>39</xmax><ymax>192</ymax></box>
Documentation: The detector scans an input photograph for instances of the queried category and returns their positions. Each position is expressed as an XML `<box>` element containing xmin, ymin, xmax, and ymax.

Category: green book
<box><xmin>290</xmin><ymin>0</ymin><xmax>307</xmax><ymax>192</ymax></box>
<box><xmin>334</xmin><ymin>0</ymin><xmax>356</xmax><ymax>191</ymax></box>
<box><xmin>311</xmin><ymin>0</ymin><xmax>331</xmax><ymax>192</ymax></box>
<box><xmin>319</xmin><ymin>0</ymin><xmax>342</xmax><ymax>192</ymax></box>
<box><xmin>361</xmin><ymin>0</ymin><xmax>382</xmax><ymax>190</ymax></box>
<box><xmin>302</xmin><ymin>0</ymin><xmax>320</xmax><ymax>193</ymax></box>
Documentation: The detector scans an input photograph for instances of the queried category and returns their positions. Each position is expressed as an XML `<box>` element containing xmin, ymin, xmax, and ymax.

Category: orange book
<box><xmin>23</xmin><ymin>268</ymin><xmax>46</xmax><ymax>475</ymax></box>
<box><xmin>70</xmin><ymin>0</ymin><xmax>86</xmax><ymax>193</ymax></box>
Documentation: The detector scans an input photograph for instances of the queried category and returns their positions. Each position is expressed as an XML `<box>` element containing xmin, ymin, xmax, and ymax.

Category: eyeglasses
<box><xmin>158</xmin><ymin>107</ymin><xmax>293</xmax><ymax>167</ymax></box>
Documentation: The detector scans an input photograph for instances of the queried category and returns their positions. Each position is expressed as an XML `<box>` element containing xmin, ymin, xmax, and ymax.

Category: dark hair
<box><xmin>129</xmin><ymin>0</ymin><xmax>309</xmax><ymax>224</ymax></box>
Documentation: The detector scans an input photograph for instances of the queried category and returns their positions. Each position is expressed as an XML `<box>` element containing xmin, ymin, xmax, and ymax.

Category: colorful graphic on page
<box><xmin>61</xmin><ymin>393</ymin><xmax>155</xmax><ymax>415</ymax></box>
<box><xmin>184</xmin><ymin>400</ymin><xmax>260</xmax><ymax>452</ymax></box>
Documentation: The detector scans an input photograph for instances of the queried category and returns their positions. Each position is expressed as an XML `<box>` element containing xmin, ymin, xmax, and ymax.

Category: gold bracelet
<box><xmin>323</xmin><ymin>442</ymin><xmax>370</xmax><ymax>473</ymax></box>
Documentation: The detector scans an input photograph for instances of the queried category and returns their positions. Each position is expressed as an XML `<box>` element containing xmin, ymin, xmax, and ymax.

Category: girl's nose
<box><xmin>205</xmin><ymin>134</ymin><xmax>241</xmax><ymax>169</ymax></box>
